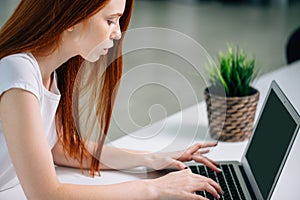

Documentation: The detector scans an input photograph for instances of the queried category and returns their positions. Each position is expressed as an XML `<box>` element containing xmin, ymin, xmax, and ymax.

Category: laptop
<box><xmin>186</xmin><ymin>80</ymin><xmax>300</xmax><ymax>200</ymax></box>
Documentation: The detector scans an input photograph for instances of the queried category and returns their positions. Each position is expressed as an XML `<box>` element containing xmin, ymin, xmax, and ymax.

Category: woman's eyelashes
<box><xmin>107</xmin><ymin>18</ymin><xmax>118</xmax><ymax>25</ymax></box>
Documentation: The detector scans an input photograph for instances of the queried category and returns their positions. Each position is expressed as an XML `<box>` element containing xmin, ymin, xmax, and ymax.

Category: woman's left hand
<box><xmin>146</xmin><ymin>142</ymin><xmax>222</xmax><ymax>173</ymax></box>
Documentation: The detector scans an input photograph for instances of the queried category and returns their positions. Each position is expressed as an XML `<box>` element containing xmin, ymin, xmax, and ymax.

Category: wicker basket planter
<box><xmin>204</xmin><ymin>87</ymin><xmax>259</xmax><ymax>142</ymax></box>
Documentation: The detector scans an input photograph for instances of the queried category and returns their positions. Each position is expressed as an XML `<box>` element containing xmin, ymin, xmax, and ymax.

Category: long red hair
<box><xmin>0</xmin><ymin>0</ymin><xmax>134</xmax><ymax>176</ymax></box>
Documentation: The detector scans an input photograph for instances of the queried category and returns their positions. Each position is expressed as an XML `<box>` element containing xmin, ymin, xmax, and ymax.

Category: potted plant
<box><xmin>204</xmin><ymin>46</ymin><xmax>259</xmax><ymax>142</ymax></box>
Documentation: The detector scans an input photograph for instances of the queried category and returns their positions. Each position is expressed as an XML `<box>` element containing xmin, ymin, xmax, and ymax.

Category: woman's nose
<box><xmin>110</xmin><ymin>25</ymin><xmax>122</xmax><ymax>41</ymax></box>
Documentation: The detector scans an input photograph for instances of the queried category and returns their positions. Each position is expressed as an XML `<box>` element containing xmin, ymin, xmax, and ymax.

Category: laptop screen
<box><xmin>245</xmin><ymin>89</ymin><xmax>298</xmax><ymax>199</ymax></box>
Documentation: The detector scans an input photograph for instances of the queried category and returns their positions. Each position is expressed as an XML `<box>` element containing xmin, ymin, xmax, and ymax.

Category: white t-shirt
<box><xmin>0</xmin><ymin>53</ymin><xmax>61</xmax><ymax>191</ymax></box>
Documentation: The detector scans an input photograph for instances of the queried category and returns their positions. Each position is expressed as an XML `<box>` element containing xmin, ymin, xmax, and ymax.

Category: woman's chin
<box><xmin>85</xmin><ymin>55</ymin><xmax>100</xmax><ymax>63</ymax></box>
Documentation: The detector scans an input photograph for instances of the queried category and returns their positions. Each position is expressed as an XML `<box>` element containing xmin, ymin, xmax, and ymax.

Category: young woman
<box><xmin>0</xmin><ymin>0</ymin><xmax>223</xmax><ymax>199</ymax></box>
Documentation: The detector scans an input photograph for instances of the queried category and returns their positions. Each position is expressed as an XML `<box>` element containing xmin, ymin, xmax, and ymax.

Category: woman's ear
<box><xmin>67</xmin><ymin>26</ymin><xmax>74</xmax><ymax>32</ymax></box>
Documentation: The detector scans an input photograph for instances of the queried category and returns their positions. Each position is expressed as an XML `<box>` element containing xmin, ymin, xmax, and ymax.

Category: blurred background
<box><xmin>1</xmin><ymin>0</ymin><xmax>300</xmax><ymax>141</ymax></box>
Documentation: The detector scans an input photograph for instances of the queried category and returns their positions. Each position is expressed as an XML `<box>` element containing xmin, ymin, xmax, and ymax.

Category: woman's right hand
<box><xmin>147</xmin><ymin>168</ymin><xmax>223</xmax><ymax>200</ymax></box>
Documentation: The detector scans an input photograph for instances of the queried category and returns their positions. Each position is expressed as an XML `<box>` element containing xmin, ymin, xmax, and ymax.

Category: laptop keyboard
<box><xmin>190</xmin><ymin>164</ymin><xmax>246</xmax><ymax>200</ymax></box>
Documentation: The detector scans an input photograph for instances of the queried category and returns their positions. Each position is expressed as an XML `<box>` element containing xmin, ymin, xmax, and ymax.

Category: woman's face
<box><xmin>72</xmin><ymin>0</ymin><xmax>126</xmax><ymax>62</ymax></box>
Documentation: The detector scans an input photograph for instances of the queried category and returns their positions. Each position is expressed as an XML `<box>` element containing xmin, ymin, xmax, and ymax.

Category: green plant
<box><xmin>206</xmin><ymin>46</ymin><xmax>258</xmax><ymax>97</ymax></box>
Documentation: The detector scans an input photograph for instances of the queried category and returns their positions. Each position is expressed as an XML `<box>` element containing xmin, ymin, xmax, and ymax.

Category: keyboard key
<box><xmin>229</xmin><ymin>165</ymin><xmax>246</xmax><ymax>200</ymax></box>
<box><xmin>198</xmin><ymin>165</ymin><xmax>208</xmax><ymax>176</ymax></box>
<box><xmin>206</xmin><ymin>192</ymin><xmax>215</xmax><ymax>200</ymax></box>
<box><xmin>220</xmin><ymin>165</ymin><xmax>233</xmax><ymax>200</ymax></box>
<box><xmin>222</xmin><ymin>164</ymin><xmax>243</xmax><ymax>200</ymax></box>
<box><xmin>190</xmin><ymin>166</ymin><xmax>199</xmax><ymax>174</ymax></box>
<box><xmin>196</xmin><ymin>191</ymin><xmax>205</xmax><ymax>197</ymax></box>
<box><xmin>207</xmin><ymin>167</ymin><xmax>218</xmax><ymax>182</ymax></box>
<box><xmin>216</xmin><ymin>171</ymin><xmax>230</xmax><ymax>199</ymax></box>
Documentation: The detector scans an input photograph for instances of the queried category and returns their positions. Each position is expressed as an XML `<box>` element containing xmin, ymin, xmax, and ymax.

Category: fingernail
<box><xmin>219</xmin><ymin>190</ymin><xmax>224</xmax><ymax>196</ymax></box>
<box><xmin>217</xmin><ymin>194</ymin><xmax>220</xmax><ymax>199</ymax></box>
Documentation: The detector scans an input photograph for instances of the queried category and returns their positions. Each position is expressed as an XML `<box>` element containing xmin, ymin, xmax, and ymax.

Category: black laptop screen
<box><xmin>245</xmin><ymin>89</ymin><xmax>297</xmax><ymax>199</ymax></box>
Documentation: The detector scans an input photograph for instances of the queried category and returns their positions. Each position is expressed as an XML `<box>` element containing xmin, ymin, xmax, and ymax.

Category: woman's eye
<box><xmin>107</xmin><ymin>20</ymin><xmax>117</xmax><ymax>25</ymax></box>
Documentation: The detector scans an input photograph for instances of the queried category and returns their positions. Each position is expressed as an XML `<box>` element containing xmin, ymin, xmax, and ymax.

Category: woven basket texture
<box><xmin>204</xmin><ymin>87</ymin><xmax>259</xmax><ymax>142</ymax></box>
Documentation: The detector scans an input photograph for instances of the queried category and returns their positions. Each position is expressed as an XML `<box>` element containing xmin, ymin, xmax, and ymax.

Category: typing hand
<box><xmin>146</xmin><ymin>142</ymin><xmax>222</xmax><ymax>173</ymax></box>
<box><xmin>148</xmin><ymin>168</ymin><xmax>223</xmax><ymax>200</ymax></box>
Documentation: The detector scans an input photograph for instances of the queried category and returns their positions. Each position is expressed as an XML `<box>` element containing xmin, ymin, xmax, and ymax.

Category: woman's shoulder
<box><xmin>0</xmin><ymin>52</ymin><xmax>39</xmax><ymax>74</ymax></box>
<box><xmin>0</xmin><ymin>52</ymin><xmax>38</xmax><ymax>70</ymax></box>
<box><xmin>0</xmin><ymin>53</ymin><xmax>42</xmax><ymax>99</ymax></box>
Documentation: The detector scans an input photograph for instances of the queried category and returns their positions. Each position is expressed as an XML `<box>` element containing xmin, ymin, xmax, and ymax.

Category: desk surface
<box><xmin>1</xmin><ymin>60</ymin><xmax>300</xmax><ymax>199</ymax></box>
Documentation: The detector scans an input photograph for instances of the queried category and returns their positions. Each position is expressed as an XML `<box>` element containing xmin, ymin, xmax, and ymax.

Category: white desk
<box><xmin>1</xmin><ymin>60</ymin><xmax>300</xmax><ymax>199</ymax></box>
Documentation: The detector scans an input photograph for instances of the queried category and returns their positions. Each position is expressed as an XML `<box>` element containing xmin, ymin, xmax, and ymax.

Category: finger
<box><xmin>202</xmin><ymin>176</ymin><xmax>223</xmax><ymax>195</ymax></box>
<box><xmin>187</xmin><ymin>142</ymin><xmax>218</xmax><ymax>155</ymax></box>
<box><xmin>191</xmin><ymin>172</ymin><xmax>223</xmax><ymax>196</ymax></box>
<box><xmin>186</xmin><ymin>143</ymin><xmax>203</xmax><ymax>155</ymax></box>
<box><xmin>196</xmin><ymin>149</ymin><xmax>210</xmax><ymax>155</ymax></box>
<box><xmin>197</xmin><ymin>195</ymin><xmax>209</xmax><ymax>200</ymax></box>
<box><xmin>195</xmin><ymin>142</ymin><xmax>218</xmax><ymax>148</ymax></box>
<box><xmin>195</xmin><ymin>155</ymin><xmax>220</xmax><ymax>167</ymax></box>
<box><xmin>192</xmin><ymin>156</ymin><xmax>222</xmax><ymax>173</ymax></box>
<box><xmin>169</xmin><ymin>158</ymin><xmax>187</xmax><ymax>170</ymax></box>
<box><xmin>205</xmin><ymin>156</ymin><xmax>220</xmax><ymax>167</ymax></box>
<box><xmin>199</xmin><ymin>181</ymin><xmax>221</xmax><ymax>199</ymax></box>
<box><xmin>187</xmin><ymin>193</ymin><xmax>209</xmax><ymax>200</ymax></box>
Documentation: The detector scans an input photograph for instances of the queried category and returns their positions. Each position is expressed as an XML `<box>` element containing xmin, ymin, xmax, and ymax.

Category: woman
<box><xmin>0</xmin><ymin>0</ymin><xmax>223</xmax><ymax>199</ymax></box>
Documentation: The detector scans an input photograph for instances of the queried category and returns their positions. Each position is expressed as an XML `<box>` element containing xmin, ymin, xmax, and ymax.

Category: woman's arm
<box><xmin>1</xmin><ymin>89</ymin><xmax>222</xmax><ymax>200</ymax></box>
<box><xmin>52</xmin><ymin>141</ymin><xmax>149</xmax><ymax>170</ymax></box>
<box><xmin>100</xmin><ymin>143</ymin><xmax>222</xmax><ymax>172</ymax></box>
<box><xmin>53</xmin><ymin>142</ymin><xmax>221</xmax><ymax>172</ymax></box>
<box><xmin>0</xmin><ymin>89</ymin><xmax>153</xmax><ymax>199</ymax></box>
